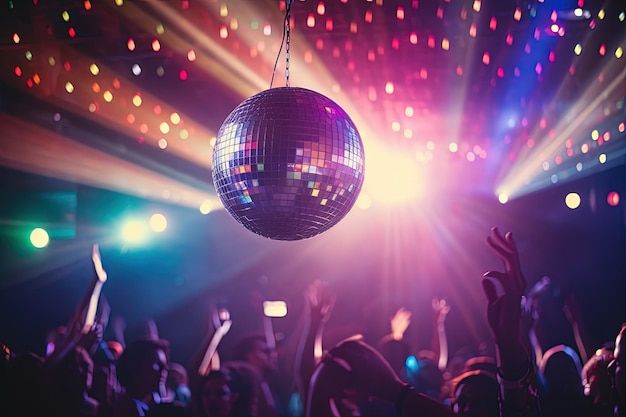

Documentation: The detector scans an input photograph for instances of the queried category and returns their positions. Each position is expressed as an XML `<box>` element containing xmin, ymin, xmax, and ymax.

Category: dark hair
<box><xmin>116</xmin><ymin>339</ymin><xmax>169</xmax><ymax>388</ymax></box>
<box><xmin>232</xmin><ymin>334</ymin><xmax>266</xmax><ymax>362</ymax></box>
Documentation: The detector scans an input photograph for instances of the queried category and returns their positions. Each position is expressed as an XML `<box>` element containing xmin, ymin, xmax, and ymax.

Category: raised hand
<box><xmin>432</xmin><ymin>298</ymin><xmax>450</xmax><ymax>324</ymax></box>
<box><xmin>390</xmin><ymin>307</ymin><xmax>412</xmax><ymax>341</ymax></box>
<box><xmin>305</xmin><ymin>280</ymin><xmax>336</xmax><ymax>324</ymax></box>
<box><xmin>483</xmin><ymin>227</ymin><xmax>526</xmax><ymax>346</ymax></box>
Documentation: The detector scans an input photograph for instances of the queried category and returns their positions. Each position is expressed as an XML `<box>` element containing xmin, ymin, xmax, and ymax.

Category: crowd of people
<box><xmin>1</xmin><ymin>227</ymin><xmax>625</xmax><ymax>417</ymax></box>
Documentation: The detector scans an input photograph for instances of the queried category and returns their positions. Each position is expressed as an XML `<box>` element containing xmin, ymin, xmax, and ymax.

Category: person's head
<box><xmin>451</xmin><ymin>370</ymin><xmax>499</xmax><ymax>417</ymax></box>
<box><xmin>232</xmin><ymin>334</ymin><xmax>272</xmax><ymax>374</ymax></box>
<box><xmin>60</xmin><ymin>345</ymin><xmax>94</xmax><ymax>396</ymax></box>
<box><xmin>196</xmin><ymin>370</ymin><xmax>236</xmax><ymax>417</ymax></box>
<box><xmin>167</xmin><ymin>362</ymin><xmax>188</xmax><ymax>389</ymax></box>
<box><xmin>582</xmin><ymin>347</ymin><xmax>613</xmax><ymax>405</ymax></box>
<box><xmin>411</xmin><ymin>356</ymin><xmax>443</xmax><ymax>399</ymax></box>
<box><xmin>222</xmin><ymin>361</ymin><xmax>260</xmax><ymax>417</ymax></box>
<box><xmin>376</xmin><ymin>338</ymin><xmax>410</xmax><ymax>377</ymax></box>
<box><xmin>116</xmin><ymin>338</ymin><xmax>169</xmax><ymax>398</ymax></box>
<box><xmin>539</xmin><ymin>344</ymin><xmax>583</xmax><ymax>396</ymax></box>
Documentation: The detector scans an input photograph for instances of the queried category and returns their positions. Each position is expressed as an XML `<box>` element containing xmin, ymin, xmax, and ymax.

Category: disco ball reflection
<box><xmin>212</xmin><ymin>87</ymin><xmax>365</xmax><ymax>241</ymax></box>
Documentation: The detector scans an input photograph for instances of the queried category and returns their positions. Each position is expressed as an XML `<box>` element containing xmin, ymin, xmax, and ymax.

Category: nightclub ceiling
<box><xmin>0</xmin><ymin>0</ymin><xmax>625</xmax><ymax>356</ymax></box>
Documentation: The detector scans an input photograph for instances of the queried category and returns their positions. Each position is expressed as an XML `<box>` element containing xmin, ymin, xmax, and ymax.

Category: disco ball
<box><xmin>212</xmin><ymin>87</ymin><xmax>365</xmax><ymax>241</ymax></box>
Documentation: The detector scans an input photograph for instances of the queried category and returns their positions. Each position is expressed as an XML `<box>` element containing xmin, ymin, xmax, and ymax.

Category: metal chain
<box><xmin>285</xmin><ymin>1</ymin><xmax>291</xmax><ymax>87</ymax></box>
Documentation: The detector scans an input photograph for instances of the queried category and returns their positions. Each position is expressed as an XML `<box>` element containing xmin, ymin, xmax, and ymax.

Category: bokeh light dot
<box><xmin>576</xmin><ymin>162</ymin><xmax>583</xmax><ymax>172</ymax></box>
<box><xmin>30</xmin><ymin>228</ymin><xmax>50</xmax><ymax>248</ymax></box>
<box><xmin>103</xmin><ymin>90</ymin><xmax>113</xmax><ymax>102</ymax></box>
<box><xmin>599</xmin><ymin>153</ymin><xmax>607</xmax><ymax>164</ymax></box>
<box><xmin>565</xmin><ymin>192</ymin><xmax>581</xmax><ymax>209</ymax></box>
<box><xmin>89</xmin><ymin>63</ymin><xmax>99</xmax><ymax>75</ymax></box>
<box><xmin>65</xmin><ymin>82</ymin><xmax>74</xmax><ymax>93</ymax></box>
<box><xmin>179</xmin><ymin>129</ymin><xmax>189</xmax><ymax>140</ymax></box>
<box><xmin>159</xmin><ymin>122</ymin><xmax>170</xmax><ymax>134</ymax></box>
<box><xmin>88</xmin><ymin>102</ymin><xmax>98</xmax><ymax>113</ymax></box>
<box><xmin>607</xmin><ymin>192</ymin><xmax>620</xmax><ymax>206</ymax></box>
<box><xmin>132</xmin><ymin>64</ymin><xmax>142</xmax><ymax>76</ymax></box>
<box><xmin>498</xmin><ymin>193</ymin><xmax>509</xmax><ymax>204</ymax></box>
<box><xmin>158</xmin><ymin>138</ymin><xmax>168</xmax><ymax>149</ymax></box>
<box><xmin>149</xmin><ymin>213</ymin><xmax>167</xmax><ymax>232</ymax></box>
<box><xmin>132</xmin><ymin>94</ymin><xmax>142</xmax><ymax>107</ymax></box>
<box><xmin>170</xmin><ymin>112</ymin><xmax>181</xmax><ymax>125</ymax></box>
<box><xmin>200</xmin><ymin>200</ymin><xmax>213</xmax><ymax>215</ymax></box>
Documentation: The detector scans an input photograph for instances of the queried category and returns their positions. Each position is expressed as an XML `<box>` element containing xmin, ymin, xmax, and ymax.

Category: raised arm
<box><xmin>483</xmin><ymin>227</ymin><xmax>540</xmax><ymax>417</ymax></box>
<box><xmin>294</xmin><ymin>280</ymin><xmax>335</xmax><ymax>405</ymax></box>
<box><xmin>46</xmin><ymin>244</ymin><xmax>108</xmax><ymax>368</ymax></box>
<box><xmin>431</xmin><ymin>298</ymin><xmax>450</xmax><ymax>372</ymax></box>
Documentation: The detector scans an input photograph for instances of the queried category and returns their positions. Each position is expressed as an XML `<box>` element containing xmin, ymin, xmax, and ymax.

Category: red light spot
<box><xmin>555</xmin><ymin>155</ymin><xmax>562</xmax><ymax>165</ymax></box>
<box><xmin>456</xmin><ymin>66</ymin><xmax>463</xmax><ymax>76</ymax></box>
<box><xmin>497</xmin><ymin>67</ymin><xmax>504</xmax><ymax>78</ymax></box>
<box><xmin>427</xmin><ymin>36</ymin><xmax>435</xmax><ymax>48</ymax></box>
<box><xmin>68</xmin><ymin>27</ymin><xmax>76</xmax><ymax>38</ymax></box>
<box><xmin>489</xmin><ymin>16</ymin><xmax>497</xmax><ymax>30</ymax></box>
<box><xmin>397</xmin><ymin>7</ymin><xmax>405</xmax><ymax>20</ymax></box>
<box><xmin>567</xmin><ymin>148</ymin><xmax>574</xmax><ymax>157</ymax></box>
<box><xmin>550</xmin><ymin>10</ymin><xmax>557</xmax><ymax>22</ymax></box>
<box><xmin>527</xmin><ymin>139</ymin><xmax>535</xmax><ymax>148</ymax></box>
<box><xmin>127</xmin><ymin>38</ymin><xmax>136</xmax><ymax>51</ymax></box>
<box><xmin>599</xmin><ymin>44</ymin><xmax>606</xmax><ymax>56</ymax></box>
<box><xmin>181</xmin><ymin>0</ymin><xmax>189</xmax><ymax>9</ymax></box>
<box><xmin>482</xmin><ymin>52</ymin><xmax>490</xmax><ymax>65</ymax></box>
<box><xmin>14</xmin><ymin>66</ymin><xmax>22</xmax><ymax>77</ymax></box>
<box><xmin>179</xmin><ymin>69</ymin><xmax>188</xmax><ymax>80</ymax></box>
<box><xmin>365</xmin><ymin>10</ymin><xmax>373</xmax><ymax>23</ymax></box>
<box><xmin>391</xmin><ymin>38</ymin><xmax>399</xmax><ymax>49</ymax></box>
<box><xmin>565</xmin><ymin>139</ymin><xmax>572</xmax><ymax>148</ymax></box>
<box><xmin>506</xmin><ymin>34</ymin><xmax>513</xmax><ymax>45</ymax></box>
<box><xmin>26</xmin><ymin>78</ymin><xmax>33</xmax><ymax>88</ymax></box>
<box><xmin>325</xmin><ymin>18</ymin><xmax>333</xmax><ymax>31</ymax></box>
<box><xmin>607</xmin><ymin>192</ymin><xmax>620</xmax><ymax>206</ymax></box>
<box><xmin>63</xmin><ymin>61</ymin><xmax>71</xmax><ymax>71</ymax></box>
<box><xmin>540</xmin><ymin>119</ymin><xmax>547</xmax><ymax>129</ymax></box>
<box><xmin>154</xmin><ymin>105</ymin><xmax>162</xmax><ymax>115</ymax></box>
<box><xmin>549</xmin><ymin>51</ymin><xmax>555</xmax><ymax>62</ymax></box>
